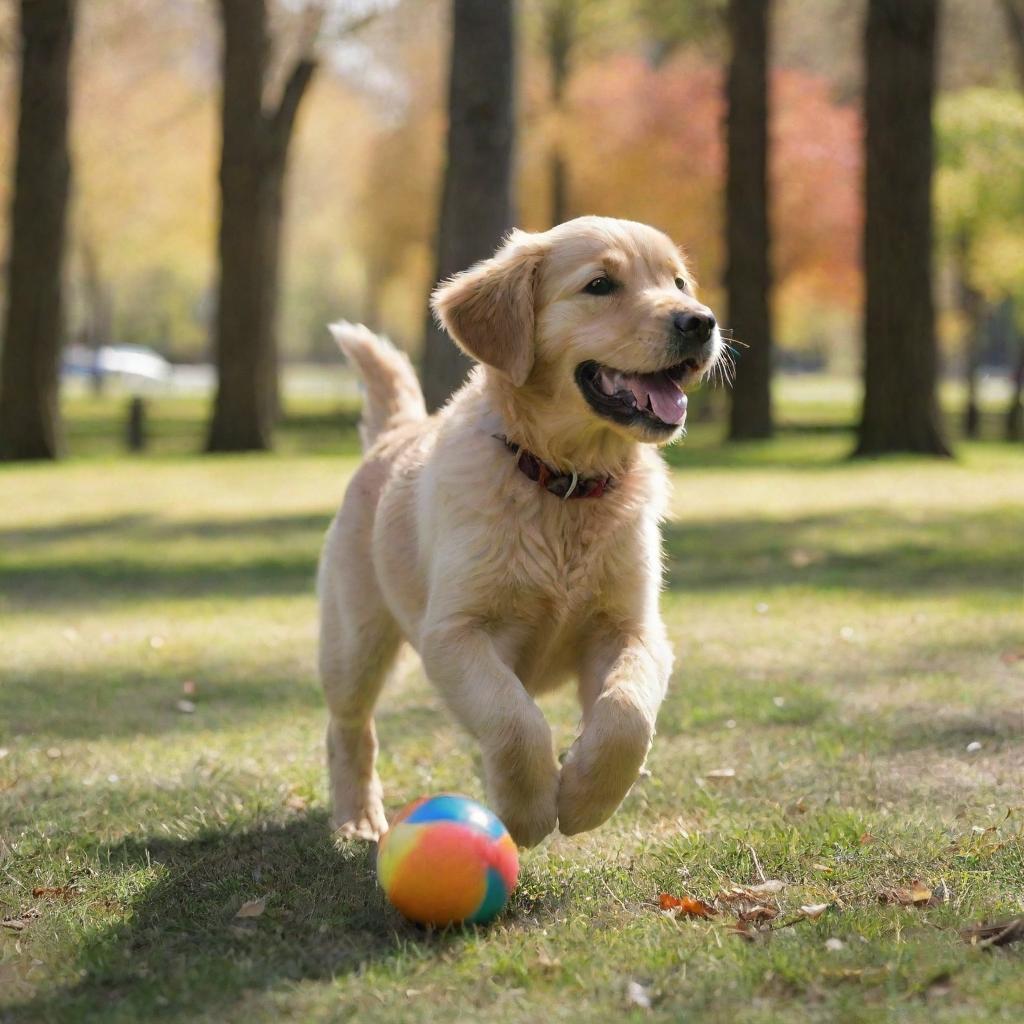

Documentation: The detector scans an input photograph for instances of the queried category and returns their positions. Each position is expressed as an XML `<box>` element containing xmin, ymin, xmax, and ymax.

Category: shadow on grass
<box><xmin>0</xmin><ymin>652</ymin><xmax>446</xmax><ymax>740</ymax></box>
<box><xmin>5</xmin><ymin>503</ymin><xmax>1022</xmax><ymax>618</ymax></box>
<box><xmin>0</xmin><ymin>511</ymin><xmax>332</xmax><ymax>613</ymax></box>
<box><xmin>4</xmin><ymin>815</ymin><xmax>459</xmax><ymax>1023</ymax></box>
<box><xmin>0</xmin><ymin>661</ymin><xmax>325</xmax><ymax>739</ymax></box>
<box><xmin>664</xmin><ymin>506</ymin><xmax>1024</xmax><ymax>595</ymax></box>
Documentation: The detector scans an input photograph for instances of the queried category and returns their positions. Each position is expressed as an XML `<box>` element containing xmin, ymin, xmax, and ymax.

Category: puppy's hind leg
<box><xmin>319</xmin><ymin>518</ymin><xmax>401</xmax><ymax>842</ymax></box>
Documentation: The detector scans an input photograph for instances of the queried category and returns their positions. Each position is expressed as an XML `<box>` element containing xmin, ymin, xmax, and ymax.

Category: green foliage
<box><xmin>936</xmin><ymin>87</ymin><xmax>1024</xmax><ymax>305</ymax></box>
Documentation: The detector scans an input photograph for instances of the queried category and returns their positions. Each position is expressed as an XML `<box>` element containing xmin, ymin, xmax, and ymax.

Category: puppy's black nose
<box><xmin>672</xmin><ymin>309</ymin><xmax>716</xmax><ymax>346</ymax></box>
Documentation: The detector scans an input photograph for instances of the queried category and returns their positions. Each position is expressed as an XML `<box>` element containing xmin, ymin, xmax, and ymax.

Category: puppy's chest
<box><xmin>496</xmin><ymin>501</ymin><xmax>620</xmax><ymax>612</ymax></box>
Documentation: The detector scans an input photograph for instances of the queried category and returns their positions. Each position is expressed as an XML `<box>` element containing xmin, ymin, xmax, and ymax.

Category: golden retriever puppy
<box><xmin>319</xmin><ymin>216</ymin><xmax>721</xmax><ymax>847</ymax></box>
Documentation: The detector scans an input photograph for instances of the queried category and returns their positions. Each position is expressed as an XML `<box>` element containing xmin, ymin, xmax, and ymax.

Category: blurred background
<box><xmin>0</xmin><ymin>0</ymin><xmax>1022</xmax><ymax>457</ymax></box>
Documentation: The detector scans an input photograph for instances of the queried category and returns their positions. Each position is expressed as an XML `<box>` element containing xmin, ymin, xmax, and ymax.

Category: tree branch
<box><xmin>268</xmin><ymin>54</ymin><xmax>317</xmax><ymax>149</ymax></box>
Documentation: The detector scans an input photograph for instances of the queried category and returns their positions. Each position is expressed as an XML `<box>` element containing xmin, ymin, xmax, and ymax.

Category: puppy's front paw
<box><xmin>488</xmin><ymin>766</ymin><xmax>559</xmax><ymax>848</ymax></box>
<box><xmin>331</xmin><ymin>798</ymin><xmax>388</xmax><ymax>842</ymax></box>
<box><xmin>558</xmin><ymin>696</ymin><xmax>653</xmax><ymax>836</ymax></box>
<box><xmin>496</xmin><ymin>790</ymin><xmax>558</xmax><ymax>848</ymax></box>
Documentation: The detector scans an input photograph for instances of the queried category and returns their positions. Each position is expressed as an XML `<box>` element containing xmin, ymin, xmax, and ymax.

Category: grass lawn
<box><xmin>2</xmin><ymin>390</ymin><xmax>1023</xmax><ymax>1022</ymax></box>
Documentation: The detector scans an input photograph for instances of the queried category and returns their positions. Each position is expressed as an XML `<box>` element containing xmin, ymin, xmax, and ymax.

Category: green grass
<box><xmin>2</xmin><ymin>391</ymin><xmax>1023</xmax><ymax>1023</ymax></box>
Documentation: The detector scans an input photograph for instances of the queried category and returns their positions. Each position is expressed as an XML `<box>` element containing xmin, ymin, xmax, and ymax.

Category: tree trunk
<box><xmin>421</xmin><ymin>0</ymin><xmax>516</xmax><ymax>412</ymax></box>
<box><xmin>854</xmin><ymin>0</ymin><xmax>950</xmax><ymax>457</ymax></box>
<box><xmin>546</xmin><ymin>0</ymin><xmax>573</xmax><ymax>226</ymax></box>
<box><xmin>0</xmin><ymin>0</ymin><xmax>74</xmax><ymax>462</ymax></box>
<box><xmin>1007</xmin><ymin>326</ymin><xmax>1024</xmax><ymax>442</ymax></box>
<box><xmin>725</xmin><ymin>0</ymin><xmax>774</xmax><ymax>441</ymax></box>
<box><xmin>206</xmin><ymin>0</ymin><xmax>314</xmax><ymax>452</ymax></box>
<box><xmin>955</xmin><ymin>232</ymin><xmax>984</xmax><ymax>439</ymax></box>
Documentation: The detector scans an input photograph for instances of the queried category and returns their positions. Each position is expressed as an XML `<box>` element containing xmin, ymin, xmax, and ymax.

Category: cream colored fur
<box><xmin>319</xmin><ymin>216</ymin><xmax>721</xmax><ymax>846</ymax></box>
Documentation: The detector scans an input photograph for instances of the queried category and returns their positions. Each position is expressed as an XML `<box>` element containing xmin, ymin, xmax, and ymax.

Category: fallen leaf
<box><xmin>961</xmin><ymin>917</ymin><xmax>1024</xmax><ymax>948</ymax></box>
<box><xmin>738</xmin><ymin>904</ymin><xmax>778</xmax><ymax>924</ymax></box>
<box><xmin>31</xmin><ymin>886</ymin><xmax>75</xmax><ymax>899</ymax></box>
<box><xmin>799</xmin><ymin>903</ymin><xmax>830</xmax><ymax>919</ymax></box>
<box><xmin>284</xmin><ymin>793</ymin><xmax>308</xmax><ymax>812</ymax></box>
<box><xmin>626</xmin><ymin>980</ymin><xmax>652</xmax><ymax>1009</ymax></box>
<box><xmin>883</xmin><ymin>880</ymin><xmax>932</xmax><ymax>906</ymax></box>
<box><xmin>659</xmin><ymin>892</ymin><xmax>717</xmax><ymax>918</ymax></box>
<box><xmin>704</xmin><ymin>768</ymin><xmax>736</xmax><ymax>780</ymax></box>
<box><xmin>825</xmin><ymin>937</ymin><xmax>845</xmax><ymax>952</ymax></box>
<box><xmin>745</xmin><ymin>879</ymin><xmax>785</xmax><ymax>895</ymax></box>
<box><xmin>235</xmin><ymin>897</ymin><xmax>266</xmax><ymax>919</ymax></box>
<box><xmin>859</xmin><ymin>832</ymin><xmax>875</xmax><ymax>845</ymax></box>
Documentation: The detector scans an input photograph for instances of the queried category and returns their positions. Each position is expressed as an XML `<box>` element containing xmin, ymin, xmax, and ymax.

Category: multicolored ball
<box><xmin>376</xmin><ymin>794</ymin><xmax>519</xmax><ymax>926</ymax></box>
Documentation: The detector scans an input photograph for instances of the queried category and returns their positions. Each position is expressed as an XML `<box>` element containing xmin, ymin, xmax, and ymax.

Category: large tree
<box><xmin>421</xmin><ymin>0</ymin><xmax>517</xmax><ymax>412</ymax></box>
<box><xmin>725</xmin><ymin>0</ymin><xmax>774</xmax><ymax>441</ymax></box>
<box><xmin>205</xmin><ymin>0</ymin><xmax>317</xmax><ymax>452</ymax></box>
<box><xmin>855</xmin><ymin>0</ymin><xmax>950</xmax><ymax>456</ymax></box>
<box><xmin>0</xmin><ymin>0</ymin><xmax>75</xmax><ymax>462</ymax></box>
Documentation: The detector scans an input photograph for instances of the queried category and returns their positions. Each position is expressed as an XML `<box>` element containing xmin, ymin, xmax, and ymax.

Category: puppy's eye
<box><xmin>674</xmin><ymin>277</ymin><xmax>688</xmax><ymax>292</ymax></box>
<box><xmin>583</xmin><ymin>276</ymin><xmax>615</xmax><ymax>296</ymax></box>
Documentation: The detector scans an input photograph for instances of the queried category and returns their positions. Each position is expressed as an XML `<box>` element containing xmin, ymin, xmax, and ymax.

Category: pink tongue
<box><xmin>630</xmin><ymin>373</ymin><xmax>687</xmax><ymax>425</ymax></box>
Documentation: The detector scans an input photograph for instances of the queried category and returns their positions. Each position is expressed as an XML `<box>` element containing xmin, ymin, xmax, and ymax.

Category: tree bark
<box><xmin>421</xmin><ymin>0</ymin><xmax>516</xmax><ymax>412</ymax></box>
<box><xmin>1007</xmin><ymin>323</ymin><xmax>1024</xmax><ymax>442</ymax></box>
<box><xmin>546</xmin><ymin>0</ymin><xmax>574</xmax><ymax>226</ymax></box>
<box><xmin>955</xmin><ymin>232</ymin><xmax>984</xmax><ymax>439</ymax></box>
<box><xmin>725</xmin><ymin>0</ymin><xmax>774</xmax><ymax>441</ymax></box>
<box><xmin>206</xmin><ymin>0</ymin><xmax>315</xmax><ymax>452</ymax></box>
<box><xmin>854</xmin><ymin>0</ymin><xmax>950</xmax><ymax>457</ymax></box>
<box><xmin>0</xmin><ymin>0</ymin><xmax>74</xmax><ymax>462</ymax></box>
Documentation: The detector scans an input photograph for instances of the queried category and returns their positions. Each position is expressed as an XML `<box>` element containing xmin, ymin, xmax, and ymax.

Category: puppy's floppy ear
<box><xmin>430</xmin><ymin>230</ymin><xmax>547</xmax><ymax>387</ymax></box>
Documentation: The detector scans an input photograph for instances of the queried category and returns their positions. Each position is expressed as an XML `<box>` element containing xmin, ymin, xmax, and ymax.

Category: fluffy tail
<box><xmin>329</xmin><ymin>321</ymin><xmax>427</xmax><ymax>450</ymax></box>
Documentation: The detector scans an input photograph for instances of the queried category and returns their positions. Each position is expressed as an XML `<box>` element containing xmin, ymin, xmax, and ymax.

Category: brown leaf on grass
<box><xmin>881</xmin><ymin>880</ymin><xmax>933</xmax><ymax>906</ymax></box>
<box><xmin>961</xmin><ymin>918</ymin><xmax>1024</xmax><ymax>948</ymax></box>
<box><xmin>738</xmin><ymin>904</ymin><xmax>778</xmax><ymax>924</ymax></box>
<box><xmin>31</xmin><ymin>886</ymin><xmax>76</xmax><ymax>899</ymax></box>
<box><xmin>235</xmin><ymin>897</ymin><xmax>266</xmax><ymax>919</ymax></box>
<box><xmin>659</xmin><ymin>892</ymin><xmax>717</xmax><ymax>918</ymax></box>
<box><xmin>704</xmin><ymin>768</ymin><xmax>736</xmax><ymax>780</ymax></box>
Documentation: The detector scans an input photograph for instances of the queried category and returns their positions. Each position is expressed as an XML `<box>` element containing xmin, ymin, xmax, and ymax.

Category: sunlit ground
<box><xmin>2</xmin><ymin>380</ymin><xmax>1023</xmax><ymax>1022</ymax></box>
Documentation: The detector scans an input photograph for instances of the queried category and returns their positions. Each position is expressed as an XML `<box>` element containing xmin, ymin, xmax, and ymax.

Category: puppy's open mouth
<box><xmin>575</xmin><ymin>359</ymin><xmax>698</xmax><ymax>432</ymax></box>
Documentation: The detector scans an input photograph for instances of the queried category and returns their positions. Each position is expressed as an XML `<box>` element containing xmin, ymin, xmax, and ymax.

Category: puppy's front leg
<box><xmin>558</xmin><ymin>629</ymin><xmax>673</xmax><ymax>836</ymax></box>
<box><xmin>421</xmin><ymin>622</ymin><xmax>559</xmax><ymax>847</ymax></box>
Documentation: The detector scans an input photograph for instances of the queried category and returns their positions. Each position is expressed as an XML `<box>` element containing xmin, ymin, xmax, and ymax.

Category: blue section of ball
<box><xmin>404</xmin><ymin>793</ymin><xmax>508</xmax><ymax>839</ymax></box>
<box><xmin>469</xmin><ymin>866</ymin><xmax>508</xmax><ymax>924</ymax></box>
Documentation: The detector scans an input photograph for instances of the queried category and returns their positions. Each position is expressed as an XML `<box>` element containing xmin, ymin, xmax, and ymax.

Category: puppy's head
<box><xmin>431</xmin><ymin>216</ymin><xmax>721</xmax><ymax>445</ymax></box>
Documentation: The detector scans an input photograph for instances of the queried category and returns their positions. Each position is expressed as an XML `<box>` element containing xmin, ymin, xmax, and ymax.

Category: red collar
<box><xmin>494</xmin><ymin>435</ymin><xmax>614</xmax><ymax>499</ymax></box>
